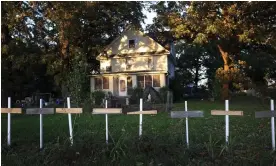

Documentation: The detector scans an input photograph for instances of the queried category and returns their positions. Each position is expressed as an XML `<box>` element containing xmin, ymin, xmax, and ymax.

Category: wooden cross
<box><xmin>26</xmin><ymin>99</ymin><xmax>54</xmax><ymax>149</ymax></box>
<box><xmin>255</xmin><ymin>99</ymin><xmax>275</xmax><ymax>151</ymax></box>
<box><xmin>1</xmin><ymin>97</ymin><xmax>22</xmax><ymax>146</ymax></box>
<box><xmin>127</xmin><ymin>98</ymin><xmax>157</xmax><ymax>137</ymax></box>
<box><xmin>92</xmin><ymin>100</ymin><xmax>122</xmax><ymax>144</ymax></box>
<box><xmin>211</xmin><ymin>100</ymin><xmax>243</xmax><ymax>145</ymax></box>
<box><xmin>171</xmin><ymin>101</ymin><xmax>204</xmax><ymax>148</ymax></box>
<box><xmin>56</xmin><ymin>97</ymin><xmax>82</xmax><ymax>145</ymax></box>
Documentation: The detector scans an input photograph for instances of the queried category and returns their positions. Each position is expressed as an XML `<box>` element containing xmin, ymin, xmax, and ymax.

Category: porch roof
<box><xmin>89</xmin><ymin>70</ymin><xmax>167</xmax><ymax>76</ymax></box>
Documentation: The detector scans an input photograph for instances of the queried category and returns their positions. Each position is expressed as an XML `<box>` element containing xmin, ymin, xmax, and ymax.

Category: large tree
<box><xmin>150</xmin><ymin>1</ymin><xmax>276</xmax><ymax>99</ymax></box>
<box><xmin>1</xmin><ymin>1</ymin><xmax>145</xmax><ymax>104</ymax></box>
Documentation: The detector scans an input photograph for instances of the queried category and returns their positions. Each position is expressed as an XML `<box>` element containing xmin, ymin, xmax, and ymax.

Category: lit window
<box><xmin>153</xmin><ymin>75</ymin><xmax>160</xmax><ymax>87</ymax></box>
<box><xmin>103</xmin><ymin>77</ymin><xmax>109</xmax><ymax>89</ymax></box>
<box><xmin>120</xmin><ymin>80</ymin><xmax>126</xmax><ymax>92</ymax></box>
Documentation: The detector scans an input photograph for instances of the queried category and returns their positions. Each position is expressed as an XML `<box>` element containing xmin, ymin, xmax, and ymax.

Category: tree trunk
<box><xmin>59</xmin><ymin>21</ymin><xmax>70</xmax><ymax>59</ymax></box>
<box><xmin>194</xmin><ymin>56</ymin><xmax>200</xmax><ymax>91</ymax></box>
<box><xmin>1</xmin><ymin>24</ymin><xmax>10</xmax><ymax>45</ymax></box>
<box><xmin>217</xmin><ymin>45</ymin><xmax>229</xmax><ymax>100</ymax></box>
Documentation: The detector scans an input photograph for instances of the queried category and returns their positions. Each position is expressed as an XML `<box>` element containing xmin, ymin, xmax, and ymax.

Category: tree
<box><xmin>150</xmin><ymin>1</ymin><xmax>276</xmax><ymax>99</ymax></box>
<box><xmin>1</xmin><ymin>1</ymin><xmax>145</xmax><ymax>103</ymax></box>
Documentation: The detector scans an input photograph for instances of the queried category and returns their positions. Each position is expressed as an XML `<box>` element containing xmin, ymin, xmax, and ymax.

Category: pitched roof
<box><xmin>97</xmin><ymin>27</ymin><xmax>170</xmax><ymax>60</ymax></box>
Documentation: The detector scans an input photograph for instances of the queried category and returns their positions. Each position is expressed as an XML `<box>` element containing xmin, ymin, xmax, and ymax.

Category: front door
<box><xmin>119</xmin><ymin>76</ymin><xmax>127</xmax><ymax>96</ymax></box>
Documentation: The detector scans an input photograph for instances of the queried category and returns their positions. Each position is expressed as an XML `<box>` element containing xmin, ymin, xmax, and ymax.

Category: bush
<box><xmin>91</xmin><ymin>90</ymin><xmax>105</xmax><ymax>105</ymax></box>
<box><xmin>82</xmin><ymin>97</ymin><xmax>93</xmax><ymax>113</ymax></box>
<box><xmin>66</xmin><ymin>52</ymin><xmax>89</xmax><ymax>106</ymax></box>
<box><xmin>159</xmin><ymin>86</ymin><xmax>170</xmax><ymax>103</ymax></box>
<box><xmin>129</xmin><ymin>86</ymin><xmax>144</xmax><ymax>104</ymax></box>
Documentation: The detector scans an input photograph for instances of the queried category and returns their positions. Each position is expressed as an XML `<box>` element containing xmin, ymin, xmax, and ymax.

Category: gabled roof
<box><xmin>97</xmin><ymin>26</ymin><xmax>170</xmax><ymax>60</ymax></box>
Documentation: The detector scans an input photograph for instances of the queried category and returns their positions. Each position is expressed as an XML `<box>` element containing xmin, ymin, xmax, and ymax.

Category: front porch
<box><xmin>90</xmin><ymin>73</ymin><xmax>166</xmax><ymax>97</ymax></box>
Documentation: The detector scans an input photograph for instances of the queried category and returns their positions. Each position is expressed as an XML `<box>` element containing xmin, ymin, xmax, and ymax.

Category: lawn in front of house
<box><xmin>1</xmin><ymin>98</ymin><xmax>275</xmax><ymax>165</ymax></box>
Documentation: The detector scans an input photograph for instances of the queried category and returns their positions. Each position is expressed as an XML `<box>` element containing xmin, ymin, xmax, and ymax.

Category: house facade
<box><xmin>90</xmin><ymin>27</ymin><xmax>175</xmax><ymax>97</ymax></box>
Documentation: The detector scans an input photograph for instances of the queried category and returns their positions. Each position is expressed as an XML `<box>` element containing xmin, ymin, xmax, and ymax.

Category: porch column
<box><xmin>90</xmin><ymin>77</ymin><xmax>95</xmax><ymax>92</ymax></box>
<box><xmin>132</xmin><ymin>75</ymin><xmax>137</xmax><ymax>88</ymax></box>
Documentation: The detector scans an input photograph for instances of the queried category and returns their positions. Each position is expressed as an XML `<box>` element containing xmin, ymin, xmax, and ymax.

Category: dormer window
<box><xmin>128</xmin><ymin>39</ymin><xmax>135</xmax><ymax>48</ymax></box>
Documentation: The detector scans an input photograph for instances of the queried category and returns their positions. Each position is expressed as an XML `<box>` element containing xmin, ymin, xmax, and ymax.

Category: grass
<box><xmin>1</xmin><ymin>97</ymin><xmax>276</xmax><ymax>165</ymax></box>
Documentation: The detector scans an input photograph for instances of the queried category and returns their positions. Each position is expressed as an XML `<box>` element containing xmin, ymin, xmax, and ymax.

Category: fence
<box><xmin>1</xmin><ymin>97</ymin><xmax>275</xmax><ymax>151</ymax></box>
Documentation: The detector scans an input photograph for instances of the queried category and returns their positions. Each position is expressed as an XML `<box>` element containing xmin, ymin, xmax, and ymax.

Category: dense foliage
<box><xmin>1</xmin><ymin>1</ymin><xmax>276</xmax><ymax>105</ymax></box>
<box><xmin>1</xmin><ymin>1</ymin><xmax>145</xmax><ymax>105</ymax></box>
<box><xmin>148</xmin><ymin>1</ymin><xmax>276</xmax><ymax>100</ymax></box>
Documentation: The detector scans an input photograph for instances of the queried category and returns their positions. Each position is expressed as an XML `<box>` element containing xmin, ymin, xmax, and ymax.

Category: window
<box><xmin>106</xmin><ymin>66</ymin><xmax>112</xmax><ymax>72</ymax></box>
<box><xmin>128</xmin><ymin>39</ymin><xmax>135</xmax><ymax>48</ymax></box>
<box><xmin>103</xmin><ymin>77</ymin><xmax>109</xmax><ymax>89</ymax></box>
<box><xmin>148</xmin><ymin>58</ymin><xmax>153</xmax><ymax>69</ymax></box>
<box><xmin>145</xmin><ymin>75</ymin><xmax>152</xmax><ymax>87</ymax></box>
<box><xmin>153</xmin><ymin>75</ymin><xmax>160</xmax><ymax>87</ymax></box>
<box><xmin>120</xmin><ymin>80</ymin><xmax>126</xmax><ymax>92</ymax></box>
<box><xmin>127</xmin><ymin>76</ymin><xmax>133</xmax><ymax>95</ymax></box>
<box><xmin>136</xmin><ymin>75</ymin><xmax>160</xmax><ymax>88</ymax></box>
<box><xmin>127</xmin><ymin>76</ymin><xmax>132</xmax><ymax>88</ymax></box>
<box><xmin>95</xmin><ymin>78</ymin><xmax>102</xmax><ymax>90</ymax></box>
<box><xmin>137</xmin><ymin>76</ymin><xmax>144</xmax><ymax>88</ymax></box>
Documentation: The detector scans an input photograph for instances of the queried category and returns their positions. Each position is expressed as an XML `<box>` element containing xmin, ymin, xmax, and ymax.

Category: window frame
<box><xmin>136</xmin><ymin>75</ymin><xmax>161</xmax><ymax>88</ymax></box>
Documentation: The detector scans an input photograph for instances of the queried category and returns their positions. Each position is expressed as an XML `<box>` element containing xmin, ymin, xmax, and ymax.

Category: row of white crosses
<box><xmin>1</xmin><ymin>97</ymin><xmax>275</xmax><ymax>151</ymax></box>
<box><xmin>92</xmin><ymin>98</ymin><xmax>157</xmax><ymax>144</ymax></box>
<box><xmin>171</xmin><ymin>99</ymin><xmax>275</xmax><ymax>150</ymax></box>
<box><xmin>1</xmin><ymin>97</ymin><xmax>82</xmax><ymax>149</ymax></box>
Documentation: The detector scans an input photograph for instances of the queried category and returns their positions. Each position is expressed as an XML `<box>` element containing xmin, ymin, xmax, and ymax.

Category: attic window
<box><xmin>128</xmin><ymin>39</ymin><xmax>135</xmax><ymax>48</ymax></box>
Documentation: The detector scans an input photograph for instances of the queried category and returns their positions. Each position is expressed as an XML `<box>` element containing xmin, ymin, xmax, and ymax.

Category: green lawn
<box><xmin>1</xmin><ymin>98</ymin><xmax>276</xmax><ymax>165</ymax></box>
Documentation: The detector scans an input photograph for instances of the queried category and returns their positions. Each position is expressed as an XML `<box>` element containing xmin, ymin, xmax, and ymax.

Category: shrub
<box><xmin>159</xmin><ymin>86</ymin><xmax>170</xmax><ymax>103</ymax></box>
<box><xmin>91</xmin><ymin>90</ymin><xmax>105</xmax><ymax>105</ymax></box>
<box><xmin>129</xmin><ymin>86</ymin><xmax>144</xmax><ymax>104</ymax></box>
<box><xmin>82</xmin><ymin>97</ymin><xmax>93</xmax><ymax>113</ymax></box>
<box><xmin>66</xmin><ymin>53</ymin><xmax>89</xmax><ymax>106</ymax></box>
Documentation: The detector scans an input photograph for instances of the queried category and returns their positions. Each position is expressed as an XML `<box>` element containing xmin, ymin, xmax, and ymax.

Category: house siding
<box><xmin>101</xmin><ymin>54</ymin><xmax>168</xmax><ymax>73</ymax></box>
<box><xmin>132</xmin><ymin>75</ymin><xmax>137</xmax><ymax>88</ymax></box>
<box><xmin>91</xmin><ymin>27</ymin><xmax>175</xmax><ymax>96</ymax></box>
<box><xmin>104</xmin><ymin>29</ymin><xmax>167</xmax><ymax>56</ymax></box>
<box><xmin>100</xmin><ymin>59</ymin><xmax>111</xmax><ymax>72</ymax></box>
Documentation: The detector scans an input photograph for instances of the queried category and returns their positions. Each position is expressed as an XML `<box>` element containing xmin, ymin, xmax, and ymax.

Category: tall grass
<box><xmin>1</xmin><ymin>99</ymin><xmax>276</xmax><ymax>165</ymax></box>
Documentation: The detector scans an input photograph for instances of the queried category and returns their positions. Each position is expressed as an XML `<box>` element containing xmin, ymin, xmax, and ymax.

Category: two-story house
<box><xmin>90</xmin><ymin>27</ymin><xmax>175</xmax><ymax>97</ymax></box>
